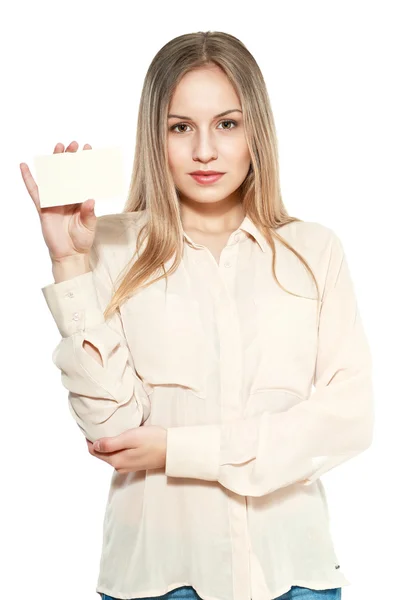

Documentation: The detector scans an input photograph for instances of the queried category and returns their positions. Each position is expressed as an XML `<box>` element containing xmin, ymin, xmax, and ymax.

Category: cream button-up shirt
<box><xmin>41</xmin><ymin>210</ymin><xmax>374</xmax><ymax>600</ymax></box>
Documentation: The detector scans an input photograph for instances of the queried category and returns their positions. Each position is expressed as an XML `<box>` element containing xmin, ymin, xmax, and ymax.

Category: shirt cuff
<box><xmin>165</xmin><ymin>424</ymin><xmax>221</xmax><ymax>481</ymax></box>
<box><xmin>41</xmin><ymin>270</ymin><xmax>105</xmax><ymax>337</ymax></box>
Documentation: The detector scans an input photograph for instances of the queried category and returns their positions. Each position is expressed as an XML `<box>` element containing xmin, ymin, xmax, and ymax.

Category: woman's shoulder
<box><xmin>278</xmin><ymin>219</ymin><xmax>339</xmax><ymax>253</ymax></box>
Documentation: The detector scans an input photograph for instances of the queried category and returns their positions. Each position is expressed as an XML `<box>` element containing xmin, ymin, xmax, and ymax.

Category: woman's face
<box><xmin>167</xmin><ymin>64</ymin><xmax>251</xmax><ymax>207</ymax></box>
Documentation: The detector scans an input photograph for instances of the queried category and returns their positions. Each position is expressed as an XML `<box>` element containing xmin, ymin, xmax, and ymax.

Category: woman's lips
<box><xmin>189</xmin><ymin>173</ymin><xmax>225</xmax><ymax>185</ymax></box>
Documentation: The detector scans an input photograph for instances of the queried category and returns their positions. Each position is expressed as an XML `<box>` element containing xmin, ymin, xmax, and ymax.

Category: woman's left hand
<box><xmin>86</xmin><ymin>426</ymin><xmax>167</xmax><ymax>473</ymax></box>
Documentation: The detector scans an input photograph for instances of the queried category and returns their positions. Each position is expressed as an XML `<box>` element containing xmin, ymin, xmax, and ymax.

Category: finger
<box><xmin>93</xmin><ymin>438</ymin><xmax>108</xmax><ymax>452</ymax></box>
<box><xmin>80</xmin><ymin>198</ymin><xmax>96</xmax><ymax>224</ymax></box>
<box><xmin>90</xmin><ymin>449</ymin><xmax>116</xmax><ymax>468</ymax></box>
<box><xmin>94</xmin><ymin>431</ymin><xmax>137</xmax><ymax>453</ymax></box>
<box><xmin>64</xmin><ymin>140</ymin><xmax>79</xmax><ymax>152</ymax></box>
<box><xmin>53</xmin><ymin>141</ymin><xmax>65</xmax><ymax>154</ymax></box>
<box><xmin>20</xmin><ymin>141</ymin><xmax>65</xmax><ymax>215</ymax></box>
<box><xmin>19</xmin><ymin>162</ymin><xmax>41</xmax><ymax>216</ymax></box>
<box><xmin>87</xmin><ymin>440</ymin><xmax>115</xmax><ymax>461</ymax></box>
<box><xmin>113</xmin><ymin>450</ymin><xmax>141</xmax><ymax>473</ymax></box>
<box><xmin>63</xmin><ymin>141</ymin><xmax>92</xmax><ymax>152</ymax></box>
<box><xmin>81</xmin><ymin>144</ymin><xmax>94</xmax><ymax>216</ymax></box>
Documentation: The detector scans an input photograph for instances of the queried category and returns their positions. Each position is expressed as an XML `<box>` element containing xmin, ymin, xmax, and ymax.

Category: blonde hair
<box><xmin>103</xmin><ymin>30</ymin><xmax>320</xmax><ymax>321</ymax></box>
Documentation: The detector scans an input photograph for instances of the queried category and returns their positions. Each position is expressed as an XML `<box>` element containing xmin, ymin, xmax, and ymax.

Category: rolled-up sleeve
<box><xmin>41</xmin><ymin>232</ymin><xmax>151</xmax><ymax>443</ymax></box>
<box><xmin>165</xmin><ymin>231</ymin><xmax>374</xmax><ymax>497</ymax></box>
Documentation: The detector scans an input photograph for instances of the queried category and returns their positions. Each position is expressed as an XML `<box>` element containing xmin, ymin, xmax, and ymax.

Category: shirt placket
<box><xmin>205</xmin><ymin>233</ymin><xmax>252</xmax><ymax>600</ymax></box>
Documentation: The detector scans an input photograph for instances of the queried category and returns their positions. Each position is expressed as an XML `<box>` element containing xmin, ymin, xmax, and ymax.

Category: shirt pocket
<box><xmin>120</xmin><ymin>284</ymin><xmax>208</xmax><ymax>399</ymax></box>
<box><xmin>254</xmin><ymin>290</ymin><xmax>319</xmax><ymax>342</ymax></box>
<box><xmin>250</xmin><ymin>291</ymin><xmax>320</xmax><ymax>391</ymax></box>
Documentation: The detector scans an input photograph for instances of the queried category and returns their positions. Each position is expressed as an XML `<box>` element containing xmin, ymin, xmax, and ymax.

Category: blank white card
<box><xmin>33</xmin><ymin>145</ymin><xmax>125</xmax><ymax>208</ymax></box>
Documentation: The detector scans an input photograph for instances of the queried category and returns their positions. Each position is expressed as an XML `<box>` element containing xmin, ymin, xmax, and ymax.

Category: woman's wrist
<box><xmin>51</xmin><ymin>254</ymin><xmax>91</xmax><ymax>283</ymax></box>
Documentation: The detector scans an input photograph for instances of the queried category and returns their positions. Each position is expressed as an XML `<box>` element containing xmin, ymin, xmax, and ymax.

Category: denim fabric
<box><xmin>101</xmin><ymin>583</ymin><xmax>341</xmax><ymax>600</ymax></box>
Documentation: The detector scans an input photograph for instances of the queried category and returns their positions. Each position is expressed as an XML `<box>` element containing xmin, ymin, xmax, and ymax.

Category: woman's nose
<box><xmin>192</xmin><ymin>137</ymin><xmax>217</xmax><ymax>163</ymax></box>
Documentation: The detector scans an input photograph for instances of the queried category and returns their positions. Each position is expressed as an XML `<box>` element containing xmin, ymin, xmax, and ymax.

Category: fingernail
<box><xmin>94</xmin><ymin>441</ymin><xmax>101</xmax><ymax>451</ymax></box>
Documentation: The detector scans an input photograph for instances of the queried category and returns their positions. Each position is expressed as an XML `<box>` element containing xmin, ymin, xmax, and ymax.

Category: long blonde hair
<box><xmin>103</xmin><ymin>30</ymin><xmax>320</xmax><ymax>321</ymax></box>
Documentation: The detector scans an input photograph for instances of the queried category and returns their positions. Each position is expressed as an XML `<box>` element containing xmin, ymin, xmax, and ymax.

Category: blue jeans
<box><xmin>101</xmin><ymin>583</ymin><xmax>341</xmax><ymax>600</ymax></box>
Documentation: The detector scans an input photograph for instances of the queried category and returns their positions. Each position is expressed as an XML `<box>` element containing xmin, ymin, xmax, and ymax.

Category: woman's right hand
<box><xmin>20</xmin><ymin>141</ymin><xmax>97</xmax><ymax>263</ymax></box>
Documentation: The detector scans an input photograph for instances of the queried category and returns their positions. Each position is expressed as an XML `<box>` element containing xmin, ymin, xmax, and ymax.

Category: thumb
<box><xmin>81</xmin><ymin>199</ymin><xmax>96</xmax><ymax>229</ymax></box>
<box><xmin>94</xmin><ymin>429</ymin><xmax>138</xmax><ymax>452</ymax></box>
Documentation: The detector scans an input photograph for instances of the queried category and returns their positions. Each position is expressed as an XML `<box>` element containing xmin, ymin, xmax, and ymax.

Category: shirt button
<box><xmin>66</xmin><ymin>292</ymin><xmax>74</xmax><ymax>298</ymax></box>
<box><xmin>224</xmin><ymin>261</ymin><xmax>231</xmax><ymax>268</ymax></box>
<box><xmin>234</xmin><ymin>233</ymin><xmax>240</xmax><ymax>242</ymax></box>
<box><xmin>72</xmin><ymin>312</ymin><xmax>79</xmax><ymax>321</ymax></box>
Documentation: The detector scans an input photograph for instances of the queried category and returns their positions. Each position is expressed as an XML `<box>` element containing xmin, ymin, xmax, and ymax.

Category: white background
<box><xmin>1</xmin><ymin>1</ymin><xmax>398</xmax><ymax>599</ymax></box>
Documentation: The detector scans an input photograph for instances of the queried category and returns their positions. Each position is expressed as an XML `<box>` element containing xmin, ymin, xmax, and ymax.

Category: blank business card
<box><xmin>33</xmin><ymin>145</ymin><xmax>125</xmax><ymax>208</ymax></box>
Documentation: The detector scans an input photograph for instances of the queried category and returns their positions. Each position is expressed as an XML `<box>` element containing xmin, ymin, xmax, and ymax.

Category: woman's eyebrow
<box><xmin>167</xmin><ymin>109</ymin><xmax>243</xmax><ymax>120</ymax></box>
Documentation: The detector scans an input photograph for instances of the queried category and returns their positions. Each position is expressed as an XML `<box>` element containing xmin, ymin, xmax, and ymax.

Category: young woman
<box><xmin>20</xmin><ymin>31</ymin><xmax>374</xmax><ymax>600</ymax></box>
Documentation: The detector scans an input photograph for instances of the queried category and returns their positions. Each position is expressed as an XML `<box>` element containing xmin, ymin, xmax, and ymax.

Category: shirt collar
<box><xmin>239</xmin><ymin>215</ymin><xmax>268</xmax><ymax>252</ymax></box>
<box><xmin>183</xmin><ymin>215</ymin><xmax>268</xmax><ymax>253</ymax></box>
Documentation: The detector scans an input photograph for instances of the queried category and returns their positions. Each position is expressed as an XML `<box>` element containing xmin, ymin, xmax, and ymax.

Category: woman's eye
<box><xmin>217</xmin><ymin>120</ymin><xmax>237</xmax><ymax>130</ymax></box>
<box><xmin>170</xmin><ymin>123</ymin><xmax>190</xmax><ymax>133</ymax></box>
<box><xmin>169</xmin><ymin>120</ymin><xmax>237</xmax><ymax>133</ymax></box>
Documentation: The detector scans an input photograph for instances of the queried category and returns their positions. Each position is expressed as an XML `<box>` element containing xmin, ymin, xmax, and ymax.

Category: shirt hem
<box><xmin>96</xmin><ymin>582</ymin><xmax>223</xmax><ymax>600</ymax></box>
<box><xmin>96</xmin><ymin>576</ymin><xmax>351</xmax><ymax>600</ymax></box>
<box><xmin>272</xmin><ymin>577</ymin><xmax>351</xmax><ymax>599</ymax></box>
